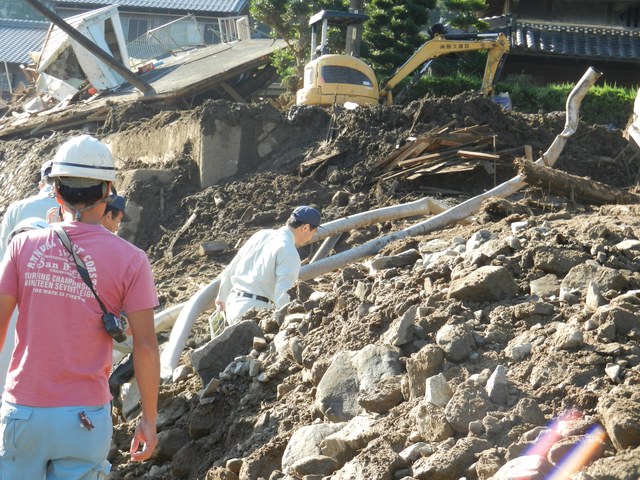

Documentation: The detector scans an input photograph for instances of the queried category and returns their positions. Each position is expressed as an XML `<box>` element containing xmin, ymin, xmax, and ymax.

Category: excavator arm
<box><xmin>378</xmin><ymin>32</ymin><xmax>510</xmax><ymax>105</ymax></box>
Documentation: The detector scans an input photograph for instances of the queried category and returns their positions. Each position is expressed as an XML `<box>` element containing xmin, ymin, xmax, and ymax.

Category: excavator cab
<box><xmin>296</xmin><ymin>10</ymin><xmax>381</xmax><ymax>107</ymax></box>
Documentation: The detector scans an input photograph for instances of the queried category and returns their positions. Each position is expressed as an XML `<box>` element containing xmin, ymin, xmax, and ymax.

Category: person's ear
<box><xmin>101</xmin><ymin>181</ymin><xmax>111</xmax><ymax>199</ymax></box>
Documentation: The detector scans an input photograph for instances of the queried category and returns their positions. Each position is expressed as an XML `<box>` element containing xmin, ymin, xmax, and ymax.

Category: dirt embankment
<box><xmin>1</xmin><ymin>92</ymin><xmax>639</xmax><ymax>480</ymax></box>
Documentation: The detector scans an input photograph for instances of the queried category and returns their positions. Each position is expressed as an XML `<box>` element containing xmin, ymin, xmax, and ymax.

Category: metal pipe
<box><xmin>3</xmin><ymin>61</ymin><xmax>12</xmax><ymax>94</ymax></box>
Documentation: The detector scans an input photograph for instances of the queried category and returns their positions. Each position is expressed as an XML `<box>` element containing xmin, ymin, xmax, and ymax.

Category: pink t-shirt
<box><xmin>0</xmin><ymin>221</ymin><xmax>158</xmax><ymax>407</ymax></box>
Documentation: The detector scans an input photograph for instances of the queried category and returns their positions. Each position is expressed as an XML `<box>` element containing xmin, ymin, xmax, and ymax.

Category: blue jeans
<box><xmin>0</xmin><ymin>401</ymin><xmax>112</xmax><ymax>479</ymax></box>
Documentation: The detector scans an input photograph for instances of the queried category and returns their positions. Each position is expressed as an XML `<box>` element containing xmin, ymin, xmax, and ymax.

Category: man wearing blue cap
<box><xmin>215</xmin><ymin>205</ymin><xmax>321</xmax><ymax>325</ymax></box>
<box><xmin>102</xmin><ymin>195</ymin><xmax>130</xmax><ymax>233</ymax></box>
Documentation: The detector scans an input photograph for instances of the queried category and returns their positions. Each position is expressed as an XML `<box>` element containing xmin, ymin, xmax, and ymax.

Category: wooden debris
<box><xmin>376</xmin><ymin>123</ymin><xmax>518</xmax><ymax>182</ymax></box>
<box><xmin>515</xmin><ymin>158</ymin><xmax>640</xmax><ymax>205</ymax></box>
<box><xmin>165</xmin><ymin>211</ymin><xmax>198</xmax><ymax>261</ymax></box>
<box><xmin>299</xmin><ymin>150</ymin><xmax>345</xmax><ymax>176</ymax></box>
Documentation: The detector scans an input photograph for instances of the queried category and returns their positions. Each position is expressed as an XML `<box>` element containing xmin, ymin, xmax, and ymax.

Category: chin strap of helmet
<box><xmin>56</xmin><ymin>197</ymin><xmax>105</xmax><ymax>221</ymax></box>
<box><xmin>54</xmin><ymin>181</ymin><xmax>111</xmax><ymax>221</ymax></box>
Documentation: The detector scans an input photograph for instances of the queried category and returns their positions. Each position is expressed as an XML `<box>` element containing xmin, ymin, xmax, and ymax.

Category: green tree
<box><xmin>443</xmin><ymin>0</ymin><xmax>489</xmax><ymax>32</ymax></box>
<box><xmin>250</xmin><ymin>0</ymin><xmax>347</xmax><ymax>89</ymax></box>
<box><xmin>361</xmin><ymin>0</ymin><xmax>436</xmax><ymax>77</ymax></box>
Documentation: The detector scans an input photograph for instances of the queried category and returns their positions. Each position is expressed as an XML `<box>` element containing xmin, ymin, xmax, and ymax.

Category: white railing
<box><xmin>127</xmin><ymin>14</ymin><xmax>251</xmax><ymax>67</ymax></box>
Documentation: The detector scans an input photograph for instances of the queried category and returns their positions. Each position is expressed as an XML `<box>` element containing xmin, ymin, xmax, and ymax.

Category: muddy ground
<box><xmin>1</xmin><ymin>91</ymin><xmax>639</xmax><ymax>480</ymax></box>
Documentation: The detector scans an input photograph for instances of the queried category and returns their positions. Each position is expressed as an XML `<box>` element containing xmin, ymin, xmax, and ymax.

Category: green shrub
<box><xmin>400</xmin><ymin>73</ymin><xmax>636</xmax><ymax>127</ymax></box>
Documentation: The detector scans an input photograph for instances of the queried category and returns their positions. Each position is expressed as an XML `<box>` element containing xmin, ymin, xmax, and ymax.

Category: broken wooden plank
<box><xmin>299</xmin><ymin>150</ymin><xmax>344</xmax><ymax>176</ymax></box>
<box><xmin>382</xmin><ymin>136</ymin><xmax>437</xmax><ymax>172</ymax></box>
<box><xmin>457</xmin><ymin>150</ymin><xmax>501</xmax><ymax>160</ymax></box>
<box><xmin>397</xmin><ymin>151</ymin><xmax>449</xmax><ymax>169</ymax></box>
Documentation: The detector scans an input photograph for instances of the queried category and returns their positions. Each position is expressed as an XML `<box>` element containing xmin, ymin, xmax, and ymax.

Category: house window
<box><xmin>620</xmin><ymin>6</ymin><xmax>640</xmax><ymax>28</ymax></box>
<box><xmin>0</xmin><ymin>72</ymin><xmax>11</xmax><ymax>92</ymax></box>
<box><xmin>203</xmin><ymin>23</ymin><xmax>220</xmax><ymax>44</ymax></box>
<box><xmin>126</xmin><ymin>18</ymin><xmax>149</xmax><ymax>41</ymax></box>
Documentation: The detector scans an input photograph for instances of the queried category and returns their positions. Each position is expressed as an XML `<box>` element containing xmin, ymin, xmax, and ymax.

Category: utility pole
<box><xmin>24</xmin><ymin>0</ymin><xmax>154</xmax><ymax>95</ymax></box>
<box><xmin>346</xmin><ymin>0</ymin><xmax>365</xmax><ymax>57</ymax></box>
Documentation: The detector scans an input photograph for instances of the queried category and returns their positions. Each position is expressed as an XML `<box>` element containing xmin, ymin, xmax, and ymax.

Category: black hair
<box><xmin>287</xmin><ymin>216</ymin><xmax>305</xmax><ymax>229</ymax></box>
<box><xmin>103</xmin><ymin>203</ymin><xmax>119</xmax><ymax>218</ymax></box>
<box><xmin>57</xmin><ymin>182</ymin><xmax>106</xmax><ymax>206</ymax></box>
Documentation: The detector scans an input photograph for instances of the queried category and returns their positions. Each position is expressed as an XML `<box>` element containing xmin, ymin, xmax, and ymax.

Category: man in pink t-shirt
<box><xmin>0</xmin><ymin>135</ymin><xmax>160</xmax><ymax>479</ymax></box>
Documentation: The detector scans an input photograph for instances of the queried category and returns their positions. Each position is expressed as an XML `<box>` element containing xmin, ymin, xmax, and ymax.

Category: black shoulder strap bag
<box><xmin>52</xmin><ymin>224</ymin><xmax>127</xmax><ymax>342</ymax></box>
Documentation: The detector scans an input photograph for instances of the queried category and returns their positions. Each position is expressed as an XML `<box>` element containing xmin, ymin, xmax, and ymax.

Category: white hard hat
<box><xmin>8</xmin><ymin>217</ymin><xmax>51</xmax><ymax>244</ymax></box>
<box><xmin>49</xmin><ymin>135</ymin><xmax>116</xmax><ymax>183</ymax></box>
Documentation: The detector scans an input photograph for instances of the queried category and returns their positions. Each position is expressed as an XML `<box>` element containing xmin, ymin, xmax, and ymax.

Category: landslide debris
<box><xmin>0</xmin><ymin>91</ymin><xmax>639</xmax><ymax>480</ymax></box>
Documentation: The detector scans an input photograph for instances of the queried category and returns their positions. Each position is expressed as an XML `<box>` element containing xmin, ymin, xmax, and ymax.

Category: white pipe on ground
<box><xmin>159</xmin><ymin>281</ymin><xmax>219</xmax><ymax>380</ymax></box>
<box><xmin>113</xmin><ymin>301</ymin><xmax>186</xmax><ymax>364</ymax></box>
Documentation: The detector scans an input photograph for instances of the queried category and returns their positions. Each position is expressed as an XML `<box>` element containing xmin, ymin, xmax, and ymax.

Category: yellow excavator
<box><xmin>296</xmin><ymin>10</ymin><xmax>510</xmax><ymax>107</ymax></box>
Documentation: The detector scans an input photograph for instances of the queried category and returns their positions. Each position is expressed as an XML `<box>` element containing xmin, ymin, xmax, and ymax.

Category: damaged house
<box><xmin>0</xmin><ymin>0</ymin><xmax>251</xmax><ymax>101</ymax></box>
<box><xmin>0</xmin><ymin>18</ymin><xmax>48</xmax><ymax>101</ymax></box>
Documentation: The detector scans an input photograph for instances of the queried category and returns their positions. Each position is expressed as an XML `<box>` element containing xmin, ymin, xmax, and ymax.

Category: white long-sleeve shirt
<box><xmin>217</xmin><ymin>226</ymin><xmax>301</xmax><ymax>309</ymax></box>
<box><xmin>0</xmin><ymin>188</ymin><xmax>58</xmax><ymax>259</ymax></box>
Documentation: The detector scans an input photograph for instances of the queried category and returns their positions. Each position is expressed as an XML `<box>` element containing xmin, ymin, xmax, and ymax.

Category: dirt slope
<box><xmin>1</xmin><ymin>92</ymin><xmax>639</xmax><ymax>480</ymax></box>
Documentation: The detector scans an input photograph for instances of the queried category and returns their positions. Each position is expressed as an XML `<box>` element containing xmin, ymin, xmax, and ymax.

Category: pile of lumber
<box><xmin>375</xmin><ymin>123</ymin><xmax>519</xmax><ymax>183</ymax></box>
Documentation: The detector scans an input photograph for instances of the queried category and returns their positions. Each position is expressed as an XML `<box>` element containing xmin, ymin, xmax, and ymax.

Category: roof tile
<box><xmin>53</xmin><ymin>0</ymin><xmax>248</xmax><ymax>14</ymax></box>
<box><xmin>510</xmin><ymin>21</ymin><xmax>640</xmax><ymax>61</ymax></box>
<box><xmin>0</xmin><ymin>19</ymin><xmax>49</xmax><ymax>64</ymax></box>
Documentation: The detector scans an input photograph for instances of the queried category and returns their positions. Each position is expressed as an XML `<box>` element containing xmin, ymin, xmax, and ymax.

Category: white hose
<box><xmin>112</xmin><ymin>301</ymin><xmax>185</xmax><ymax>364</ymax></box>
<box><xmin>159</xmin><ymin>280</ymin><xmax>219</xmax><ymax>380</ymax></box>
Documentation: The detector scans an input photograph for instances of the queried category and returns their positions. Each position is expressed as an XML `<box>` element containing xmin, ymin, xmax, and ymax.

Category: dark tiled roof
<box><xmin>510</xmin><ymin>21</ymin><xmax>640</xmax><ymax>61</ymax></box>
<box><xmin>0</xmin><ymin>19</ymin><xmax>49</xmax><ymax>64</ymax></box>
<box><xmin>53</xmin><ymin>0</ymin><xmax>248</xmax><ymax>14</ymax></box>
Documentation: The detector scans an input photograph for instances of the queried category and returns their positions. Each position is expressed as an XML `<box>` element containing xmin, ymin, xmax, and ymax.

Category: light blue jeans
<box><xmin>0</xmin><ymin>401</ymin><xmax>112</xmax><ymax>479</ymax></box>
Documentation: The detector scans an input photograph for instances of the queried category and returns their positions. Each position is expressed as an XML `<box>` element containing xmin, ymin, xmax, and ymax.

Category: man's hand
<box><xmin>130</xmin><ymin>417</ymin><xmax>157</xmax><ymax>462</ymax></box>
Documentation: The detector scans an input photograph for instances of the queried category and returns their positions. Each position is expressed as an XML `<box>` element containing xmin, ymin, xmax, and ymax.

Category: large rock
<box><xmin>585</xmin><ymin>446</ymin><xmax>640</xmax><ymax>479</ymax></box>
<box><xmin>190</xmin><ymin>320</ymin><xmax>263</xmax><ymax>385</ymax></box>
<box><xmin>560</xmin><ymin>262</ymin><xmax>627</xmax><ymax>294</ymax></box>
<box><xmin>412</xmin><ymin>437</ymin><xmax>490</xmax><ymax>480</ymax></box>
<box><xmin>597</xmin><ymin>385</ymin><xmax>640</xmax><ymax>450</ymax></box>
<box><xmin>529</xmin><ymin>351</ymin><xmax>604</xmax><ymax>390</ymax></box>
<box><xmin>316</xmin><ymin>344</ymin><xmax>403</xmax><ymax>422</ymax></box>
<box><xmin>153</xmin><ymin>428</ymin><xmax>191</xmax><ymax>462</ymax></box>
<box><xmin>435</xmin><ymin>324</ymin><xmax>474</xmax><ymax>363</ymax></box>
<box><xmin>406</xmin><ymin>344</ymin><xmax>445</xmax><ymax>399</ymax></box>
<box><xmin>330</xmin><ymin>438</ymin><xmax>403</xmax><ymax>480</ymax></box>
<box><xmin>411</xmin><ymin>400</ymin><xmax>455</xmax><ymax>442</ymax></box>
<box><xmin>448</xmin><ymin>266</ymin><xmax>518</xmax><ymax>302</ymax></box>
<box><xmin>445</xmin><ymin>380</ymin><xmax>493</xmax><ymax>434</ymax></box>
<box><xmin>532</xmin><ymin>247</ymin><xmax>589</xmax><ymax>275</ymax></box>
<box><xmin>321</xmin><ymin>415</ymin><xmax>377</xmax><ymax>465</ymax></box>
<box><xmin>591</xmin><ymin>305</ymin><xmax>640</xmax><ymax>336</ymax></box>
<box><xmin>281</xmin><ymin>423</ymin><xmax>346</xmax><ymax>474</ymax></box>
<box><xmin>358</xmin><ymin>375</ymin><xmax>404</xmax><ymax>414</ymax></box>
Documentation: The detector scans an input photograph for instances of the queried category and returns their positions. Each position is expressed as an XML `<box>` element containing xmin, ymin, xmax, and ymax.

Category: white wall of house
<box><xmin>56</xmin><ymin>7</ymin><xmax>250</xmax><ymax>45</ymax></box>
